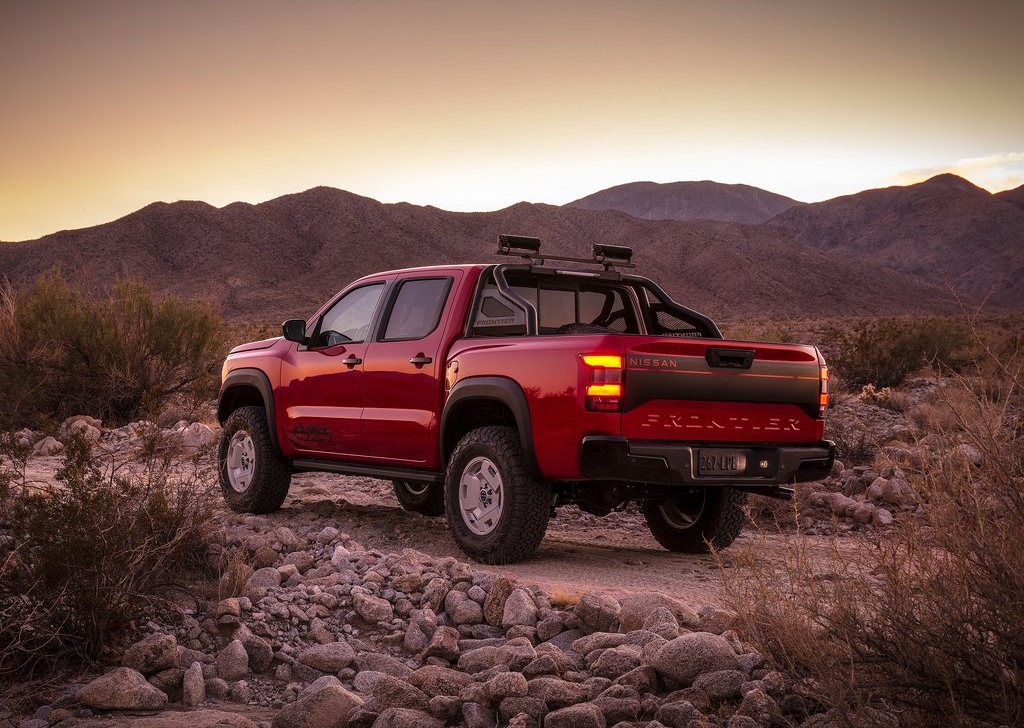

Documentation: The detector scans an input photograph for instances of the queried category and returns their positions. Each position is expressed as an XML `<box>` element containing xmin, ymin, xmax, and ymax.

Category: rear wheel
<box><xmin>392</xmin><ymin>479</ymin><xmax>445</xmax><ymax>516</ymax></box>
<box><xmin>643</xmin><ymin>487</ymin><xmax>747</xmax><ymax>553</ymax></box>
<box><xmin>218</xmin><ymin>406</ymin><xmax>292</xmax><ymax>514</ymax></box>
<box><xmin>445</xmin><ymin>426</ymin><xmax>551</xmax><ymax>564</ymax></box>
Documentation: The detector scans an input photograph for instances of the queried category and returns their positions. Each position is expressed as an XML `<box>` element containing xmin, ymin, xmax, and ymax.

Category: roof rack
<box><xmin>496</xmin><ymin>234</ymin><xmax>635</xmax><ymax>270</ymax></box>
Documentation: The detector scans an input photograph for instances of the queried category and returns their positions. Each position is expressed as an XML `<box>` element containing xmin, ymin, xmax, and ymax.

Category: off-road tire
<box><xmin>392</xmin><ymin>480</ymin><xmax>445</xmax><ymax>516</ymax></box>
<box><xmin>218</xmin><ymin>406</ymin><xmax>292</xmax><ymax>514</ymax></box>
<box><xmin>445</xmin><ymin>426</ymin><xmax>551</xmax><ymax>564</ymax></box>
<box><xmin>643</xmin><ymin>487</ymin><xmax>747</xmax><ymax>553</ymax></box>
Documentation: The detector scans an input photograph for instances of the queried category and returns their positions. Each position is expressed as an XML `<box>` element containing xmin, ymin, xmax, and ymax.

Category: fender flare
<box><xmin>217</xmin><ymin>368</ymin><xmax>281</xmax><ymax>454</ymax></box>
<box><xmin>441</xmin><ymin>376</ymin><xmax>540</xmax><ymax>477</ymax></box>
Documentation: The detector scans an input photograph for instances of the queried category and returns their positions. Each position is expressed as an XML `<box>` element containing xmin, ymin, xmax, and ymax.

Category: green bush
<box><xmin>831</xmin><ymin>317</ymin><xmax>964</xmax><ymax>389</ymax></box>
<box><xmin>0</xmin><ymin>431</ymin><xmax>214</xmax><ymax>676</ymax></box>
<box><xmin>0</xmin><ymin>273</ymin><xmax>225</xmax><ymax>428</ymax></box>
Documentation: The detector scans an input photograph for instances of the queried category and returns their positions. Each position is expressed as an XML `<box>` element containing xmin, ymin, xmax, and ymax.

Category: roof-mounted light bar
<box><xmin>494</xmin><ymin>234</ymin><xmax>635</xmax><ymax>270</ymax></box>
<box><xmin>592</xmin><ymin>243</ymin><xmax>633</xmax><ymax>266</ymax></box>
<box><xmin>497</xmin><ymin>234</ymin><xmax>542</xmax><ymax>255</ymax></box>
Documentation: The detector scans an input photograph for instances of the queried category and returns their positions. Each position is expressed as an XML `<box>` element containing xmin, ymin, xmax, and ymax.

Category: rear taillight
<box><xmin>819</xmin><ymin>364</ymin><xmax>830</xmax><ymax>417</ymax></box>
<box><xmin>581</xmin><ymin>354</ymin><xmax>623</xmax><ymax>411</ymax></box>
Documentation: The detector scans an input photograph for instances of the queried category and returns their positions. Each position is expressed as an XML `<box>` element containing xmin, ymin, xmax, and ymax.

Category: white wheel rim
<box><xmin>459</xmin><ymin>456</ymin><xmax>504</xmax><ymax>536</ymax></box>
<box><xmin>659</xmin><ymin>491</ymin><xmax>707</xmax><ymax>530</ymax></box>
<box><xmin>226</xmin><ymin>430</ymin><xmax>256</xmax><ymax>492</ymax></box>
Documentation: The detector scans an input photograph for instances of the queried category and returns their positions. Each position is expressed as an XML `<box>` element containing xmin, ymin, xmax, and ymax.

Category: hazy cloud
<box><xmin>893</xmin><ymin>153</ymin><xmax>1024</xmax><ymax>192</ymax></box>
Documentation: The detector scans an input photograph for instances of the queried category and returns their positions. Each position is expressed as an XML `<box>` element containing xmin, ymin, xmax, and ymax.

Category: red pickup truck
<box><xmin>217</xmin><ymin>236</ymin><xmax>834</xmax><ymax>563</ymax></box>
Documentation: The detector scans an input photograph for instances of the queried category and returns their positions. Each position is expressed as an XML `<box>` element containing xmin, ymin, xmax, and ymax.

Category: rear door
<box><xmin>621</xmin><ymin>338</ymin><xmax>824</xmax><ymax>444</ymax></box>
<box><xmin>361</xmin><ymin>272</ymin><xmax>461</xmax><ymax>466</ymax></box>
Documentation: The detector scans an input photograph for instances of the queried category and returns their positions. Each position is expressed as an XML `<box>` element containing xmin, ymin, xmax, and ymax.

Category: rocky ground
<box><xmin>5</xmin><ymin>382</ymin><xmax>959</xmax><ymax>728</ymax></box>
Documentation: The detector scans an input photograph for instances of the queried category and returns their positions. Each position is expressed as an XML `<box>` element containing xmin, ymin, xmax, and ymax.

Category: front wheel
<box><xmin>218</xmin><ymin>406</ymin><xmax>292</xmax><ymax>514</ymax></box>
<box><xmin>445</xmin><ymin>426</ymin><xmax>551</xmax><ymax>564</ymax></box>
<box><xmin>643</xmin><ymin>487</ymin><xmax>747</xmax><ymax>553</ymax></box>
<box><xmin>392</xmin><ymin>479</ymin><xmax>445</xmax><ymax>516</ymax></box>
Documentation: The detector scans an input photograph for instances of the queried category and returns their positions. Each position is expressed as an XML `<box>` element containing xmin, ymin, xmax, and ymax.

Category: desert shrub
<box><xmin>0</xmin><ymin>431</ymin><xmax>215</xmax><ymax>677</ymax></box>
<box><xmin>0</xmin><ymin>273</ymin><xmax>225</xmax><ymax>429</ymax></box>
<box><xmin>831</xmin><ymin>317</ymin><xmax>964</xmax><ymax>389</ymax></box>
<box><xmin>718</xmin><ymin>347</ymin><xmax>1024</xmax><ymax>726</ymax></box>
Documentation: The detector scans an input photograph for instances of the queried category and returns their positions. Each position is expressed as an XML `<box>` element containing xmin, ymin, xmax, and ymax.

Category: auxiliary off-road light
<box><xmin>582</xmin><ymin>354</ymin><xmax>623</xmax><ymax>411</ymax></box>
<box><xmin>819</xmin><ymin>365</ymin><xmax>830</xmax><ymax>417</ymax></box>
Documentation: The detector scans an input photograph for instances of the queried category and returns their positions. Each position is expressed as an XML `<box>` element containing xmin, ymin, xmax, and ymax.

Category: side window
<box><xmin>381</xmin><ymin>278</ymin><xmax>452</xmax><ymax>341</ymax></box>
<box><xmin>314</xmin><ymin>283</ymin><xmax>385</xmax><ymax>348</ymax></box>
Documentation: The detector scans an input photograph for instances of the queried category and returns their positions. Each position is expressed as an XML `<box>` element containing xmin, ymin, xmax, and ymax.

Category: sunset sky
<box><xmin>2</xmin><ymin>0</ymin><xmax>1022</xmax><ymax>241</ymax></box>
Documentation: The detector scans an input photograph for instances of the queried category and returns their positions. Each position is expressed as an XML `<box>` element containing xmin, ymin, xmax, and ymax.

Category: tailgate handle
<box><xmin>705</xmin><ymin>348</ymin><xmax>755</xmax><ymax>369</ymax></box>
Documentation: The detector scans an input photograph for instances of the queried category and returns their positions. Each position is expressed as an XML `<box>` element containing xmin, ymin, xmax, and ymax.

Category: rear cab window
<box><xmin>471</xmin><ymin>269</ymin><xmax>641</xmax><ymax>337</ymax></box>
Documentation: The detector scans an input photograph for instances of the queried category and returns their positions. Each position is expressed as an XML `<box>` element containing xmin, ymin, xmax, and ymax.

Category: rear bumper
<box><xmin>578</xmin><ymin>436</ymin><xmax>835</xmax><ymax>486</ymax></box>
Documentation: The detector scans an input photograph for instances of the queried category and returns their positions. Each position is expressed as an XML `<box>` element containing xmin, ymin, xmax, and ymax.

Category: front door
<box><xmin>279</xmin><ymin>280</ymin><xmax>388</xmax><ymax>458</ymax></box>
<box><xmin>362</xmin><ymin>274</ymin><xmax>459</xmax><ymax>466</ymax></box>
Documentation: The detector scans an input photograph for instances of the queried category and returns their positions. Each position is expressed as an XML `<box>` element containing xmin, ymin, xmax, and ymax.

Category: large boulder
<box><xmin>273</xmin><ymin>683</ymin><xmax>364</xmax><ymax>728</ymax></box>
<box><xmin>76</xmin><ymin>667</ymin><xmax>168</xmax><ymax>710</ymax></box>
<box><xmin>32</xmin><ymin>436</ymin><xmax>64</xmax><ymax>456</ymax></box>
<box><xmin>652</xmin><ymin>633</ymin><xmax>739</xmax><ymax>685</ymax></box>
<box><xmin>246</xmin><ymin>567</ymin><xmax>282</xmax><ymax>599</ymax></box>
<box><xmin>299</xmin><ymin>641</ymin><xmax>356</xmax><ymax>672</ymax></box>
<box><xmin>122</xmin><ymin>633</ymin><xmax>178</xmax><ymax>675</ymax></box>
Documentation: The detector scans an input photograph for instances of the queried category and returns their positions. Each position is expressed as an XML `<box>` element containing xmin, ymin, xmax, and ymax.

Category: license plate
<box><xmin>698</xmin><ymin>449</ymin><xmax>746</xmax><ymax>476</ymax></box>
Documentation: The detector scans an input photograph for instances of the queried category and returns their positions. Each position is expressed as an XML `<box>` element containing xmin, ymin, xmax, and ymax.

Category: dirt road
<box><xmin>280</xmin><ymin>472</ymin><xmax>772</xmax><ymax>608</ymax></box>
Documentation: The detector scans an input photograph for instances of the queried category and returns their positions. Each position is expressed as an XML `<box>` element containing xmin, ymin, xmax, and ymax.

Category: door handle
<box><xmin>409</xmin><ymin>354</ymin><xmax>432</xmax><ymax>367</ymax></box>
<box><xmin>341</xmin><ymin>356</ymin><xmax>362</xmax><ymax>368</ymax></box>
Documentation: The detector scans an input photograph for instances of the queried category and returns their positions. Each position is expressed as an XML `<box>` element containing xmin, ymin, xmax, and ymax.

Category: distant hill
<box><xmin>568</xmin><ymin>181</ymin><xmax>802</xmax><ymax>224</ymax></box>
<box><xmin>0</xmin><ymin>187</ymin><xmax>955</xmax><ymax>324</ymax></box>
<box><xmin>768</xmin><ymin>174</ymin><xmax>1024</xmax><ymax>307</ymax></box>
<box><xmin>996</xmin><ymin>183</ymin><xmax>1024</xmax><ymax>211</ymax></box>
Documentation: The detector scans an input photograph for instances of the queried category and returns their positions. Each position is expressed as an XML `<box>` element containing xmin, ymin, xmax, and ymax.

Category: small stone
<box><xmin>272</xmin><ymin>683</ymin><xmax>363</xmax><ymax>728</ymax></box>
<box><xmin>31</xmin><ymin>436</ymin><xmax>64</xmax><ymax>456</ymax></box>
<box><xmin>355</xmin><ymin>592</ymin><xmax>396</xmax><ymax>623</ymax></box>
<box><xmin>298</xmin><ymin>641</ymin><xmax>356</xmax><ymax>672</ymax></box>
<box><xmin>122</xmin><ymin>633</ymin><xmax>178</xmax><ymax>676</ymax></box>
<box><xmin>544</xmin><ymin>702</ymin><xmax>606</xmax><ymax>728</ymax></box>
<box><xmin>76</xmin><ymin>667</ymin><xmax>168</xmax><ymax>710</ymax></box>
<box><xmin>485</xmin><ymin>672</ymin><xmax>529</xmax><ymax>702</ymax></box>
<box><xmin>183</xmin><ymin>661</ymin><xmax>205</xmax><ymax>707</ymax></box>
<box><xmin>574</xmin><ymin>593</ymin><xmax>620</xmax><ymax>634</ymax></box>
<box><xmin>502</xmin><ymin>589</ymin><xmax>539</xmax><ymax>628</ymax></box>
<box><xmin>652</xmin><ymin>633</ymin><xmax>739</xmax><ymax>686</ymax></box>
<box><xmin>372</xmin><ymin>707</ymin><xmax>443</xmax><ymax>728</ymax></box>
<box><xmin>484</xmin><ymin>575</ymin><xmax>516</xmax><ymax>627</ymax></box>
<box><xmin>693</xmin><ymin>670</ymin><xmax>746</xmax><ymax>701</ymax></box>
<box><xmin>421</xmin><ymin>625</ymin><xmax>460</xmax><ymax>661</ymax></box>
<box><xmin>217</xmin><ymin>639</ymin><xmax>249</xmax><ymax>681</ymax></box>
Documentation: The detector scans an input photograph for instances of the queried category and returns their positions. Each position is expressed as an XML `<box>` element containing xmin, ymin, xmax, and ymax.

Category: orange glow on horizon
<box><xmin>1</xmin><ymin>0</ymin><xmax>1022</xmax><ymax>241</ymax></box>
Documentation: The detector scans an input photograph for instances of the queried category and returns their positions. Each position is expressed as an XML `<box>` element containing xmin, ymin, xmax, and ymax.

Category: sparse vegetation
<box><xmin>0</xmin><ymin>431</ymin><xmax>215</xmax><ymax>678</ymax></box>
<box><xmin>720</xmin><ymin>337</ymin><xmax>1024</xmax><ymax>727</ymax></box>
<box><xmin>830</xmin><ymin>316</ymin><xmax>964</xmax><ymax>389</ymax></box>
<box><xmin>0</xmin><ymin>272</ymin><xmax>226</xmax><ymax>430</ymax></box>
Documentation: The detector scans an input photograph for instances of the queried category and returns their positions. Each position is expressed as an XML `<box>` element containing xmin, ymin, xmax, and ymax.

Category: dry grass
<box><xmin>549</xmin><ymin>588</ymin><xmax>586</xmax><ymax>609</ymax></box>
<box><xmin>716</xmin><ymin>326</ymin><xmax>1024</xmax><ymax>727</ymax></box>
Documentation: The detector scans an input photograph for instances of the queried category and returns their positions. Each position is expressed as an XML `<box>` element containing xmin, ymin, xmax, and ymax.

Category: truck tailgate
<box><xmin>621</xmin><ymin>338</ymin><xmax>824</xmax><ymax>444</ymax></box>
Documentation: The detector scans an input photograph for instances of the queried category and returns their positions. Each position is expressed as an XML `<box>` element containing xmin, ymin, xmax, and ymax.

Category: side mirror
<box><xmin>282</xmin><ymin>319</ymin><xmax>307</xmax><ymax>343</ymax></box>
